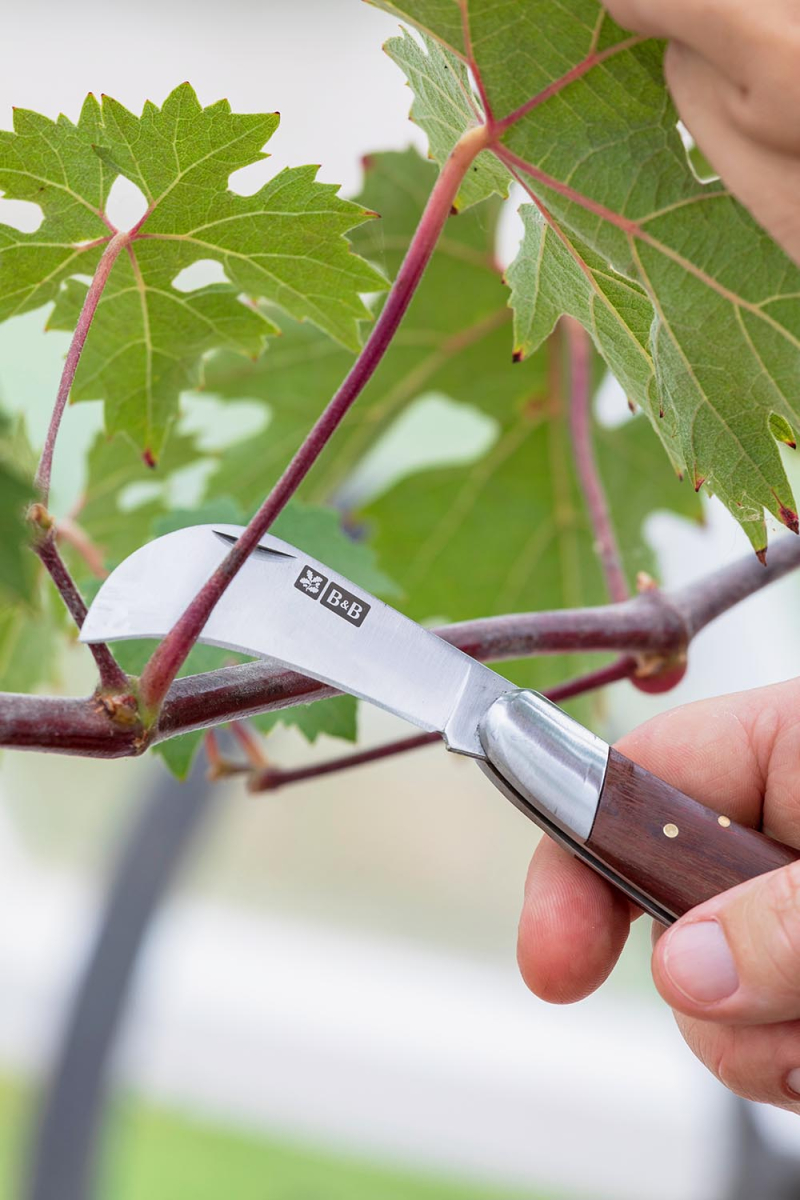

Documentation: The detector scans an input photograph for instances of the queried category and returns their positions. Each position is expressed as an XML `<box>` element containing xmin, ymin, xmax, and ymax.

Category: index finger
<box><xmin>604</xmin><ymin>0</ymin><xmax>773</xmax><ymax>85</ymax></box>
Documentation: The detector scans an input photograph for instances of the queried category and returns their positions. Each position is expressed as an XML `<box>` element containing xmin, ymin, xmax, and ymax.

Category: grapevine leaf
<box><xmin>384</xmin><ymin>28</ymin><xmax>510</xmax><ymax>211</ymax></box>
<box><xmin>269</xmin><ymin>504</ymin><xmax>399</xmax><ymax>597</ymax></box>
<box><xmin>374</xmin><ymin>2</ymin><xmax>800</xmax><ymax>551</ymax></box>
<box><xmin>0</xmin><ymin>415</ymin><xmax>64</xmax><ymax>693</ymax></box>
<box><xmin>154</xmin><ymin>732</ymin><xmax>203</xmax><ymax>780</ymax></box>
<box><xmin>95</xmin><ymin>85</ymin><xmax>386</xmax><ymax>348</ymax></box>
<box><xmin>0</xmin><ymin>83</ymin><xmax>386</xmax><ymax>459</ymax></box>
<box><xmin>251</xmin><ymin>695</ymin><xmax>358</xmax><ymax>743</ymax></box>
<box><xmin>48</xmin><ymin>272</ymin><xmax>272</xmax><ymax>458</ymax></box>
<box><xmin>770</xmin><ymin>413</ymin><xmax>797</xmax><ymax>451</ymax></box>
<box><xmin>0</xmin><ymin>416</ymin><xmax>36</xmax><ymax>603</ymax></box>
<box><xmin>365</xmin><ymin>411</ymin><xmax>702</xmax><ymax>696</ymax></box>
<box><xmin>506</xmin><ymin>204</ymin><xmax>680</xmax><ymax>471</ymax></box>
<box><xmin>0</xmin><ymin>95</ymin><xmax>113</xmax><ymax>321</ymax></box>
<box><xmin>152</xmin><ymin>497</ymin><xmax>397</xmax><ymax>597</ymax></box>
<box><xmin>204</xmin><ymin>149</ymin><xmax>536</xmax><ymax>509</ymax></box>
<box><xmin>77</xmin><ymin>429</ymin><xmax>204</xmax><ymax>571</ymax></box>
<box><xmin>367</xmin><ymin>0</ymin><xmax>466</xmax><ymax>55</ymax></box>
<box><xmin>0</xmin><ymin>592</ymin><xmax>60</xmax><ymax>693</ymax></box>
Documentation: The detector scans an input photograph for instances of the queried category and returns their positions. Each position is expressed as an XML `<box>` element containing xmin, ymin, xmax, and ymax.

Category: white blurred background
<box><xmin>0</xmin><ymin>2</ymin><xmax>799</xmax><ymax>1198</ymax></box>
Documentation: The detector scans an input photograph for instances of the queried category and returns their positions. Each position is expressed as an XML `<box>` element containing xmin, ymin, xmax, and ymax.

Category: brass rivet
<box><xmin>663</xmin><ymin>823</ymin><xmax>679</xmax><ymax>839</ymax></box>
<box><xmin>718</xmin><ymin>815</ymin><xmax>731</xmax><ymax>828</ymax></box>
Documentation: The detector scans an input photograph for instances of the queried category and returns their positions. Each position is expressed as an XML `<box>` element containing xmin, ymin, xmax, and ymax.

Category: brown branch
<box><xmin>672</xmin><ymin>531</ymin><xmax>800</xmax><ymax>634</ymax></box>
<box><xmin>0</xmin><ymin>536</ymin><xmax>797</xmax><ymax>758</ymax></box>
<box><xmin>35</xmin><ymin>534</ymin><xmax>129</xmax><ymax>694</ymax></box>
<box><xmin>0</xmin><ymin>691</ymin><xmax>142</xmax><ymax>757</ymax></box>
<box><xmin>247</xmin><ymin>656</ymin><xmax>638</xmax><ymax>793</ymax></box>
<box><xmin>565</xmin><ymin>316</ymin><xmax>629</xmax><ymax>603</ymax></box>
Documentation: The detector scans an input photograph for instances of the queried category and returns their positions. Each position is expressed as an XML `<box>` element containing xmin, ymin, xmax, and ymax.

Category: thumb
<box><xmin>652</xmin><ymin>861</ymin><xmax>800</xmax><ymax>1025</ymax></box>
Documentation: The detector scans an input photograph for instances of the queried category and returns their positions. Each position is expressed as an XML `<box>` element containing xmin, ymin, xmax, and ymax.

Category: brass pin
<box><xmin>663</xmin><ymin>823</ymin><xmax>679</xmax><ymax>839</ymax></box>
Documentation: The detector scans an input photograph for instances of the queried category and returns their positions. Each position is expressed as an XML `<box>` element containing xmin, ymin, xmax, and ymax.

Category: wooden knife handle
<box><xmin>586</xmin><ymin>748</ymin><xmax>799</xmax><ymax>919</ymax></box>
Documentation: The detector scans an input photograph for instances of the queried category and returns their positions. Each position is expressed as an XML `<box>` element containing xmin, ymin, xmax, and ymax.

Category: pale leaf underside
<box><xmin>374</xmin><ymin>0</ymin><xmax>800</xmax><ymax>552</ymax></box>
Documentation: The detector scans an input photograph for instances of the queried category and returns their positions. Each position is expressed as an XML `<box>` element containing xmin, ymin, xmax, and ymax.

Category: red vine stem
<box><xmin>247</xmin><ymin>656</ymin><xmax>638</xmax><ymax>793</ymax></box>
<box><xmin>458</xmin><ymin>0</ymin><xmax>494</xmax><ymax>124</ymax></box>
<box><xmin>1</xmin><ymin>532</ymin><xmax>799</xmax><ymax>757</ymax></box>
<box><xmin>565</xmin><ymin>317</ymin><xmax>629</xmax><ymax>603</ymax></box>
<box><xmin>492</xmin><ymin>35</ymin><xmax>647</xmax><ymax>134</ymax></box>
<box><xmin>56</xmin><ymin>517</ymin><xmax>108</xmax><ymax>579</ymax></box>
<box><xmin>35</xmin><ymin>535</ymin><xmax>129</xmax><ymax>694</ymax></box>
<box><xmin>137</xmin><ymin>124</ymin><xmax>491</xmax><ymax>714</ymax></box>
<box><xmin>249</xmin><ymin>732</ymin><xmax>439</xmax><ymax>792</ymax></box>
<box><xmin>34</xmin><ymin>231</ymin><xmax>128</xmax><ymax>505</ymax></box>
<box><xmin>229</xmin><ymin>720</ymin><xmax>268</xmax><ymax>767</ymax></box>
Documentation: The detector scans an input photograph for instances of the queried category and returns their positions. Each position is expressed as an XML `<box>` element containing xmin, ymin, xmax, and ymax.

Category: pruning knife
<box><xmin>81</xmin><ymin>524</ymin><xmax>798</xmax><ymax>925</ymax></box>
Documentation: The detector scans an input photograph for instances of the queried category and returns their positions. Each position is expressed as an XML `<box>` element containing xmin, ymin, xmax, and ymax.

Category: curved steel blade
<box><xmin>80</xmin><ymin>524</ymin><xmax>513</xmax><ymax>756</ymax></box>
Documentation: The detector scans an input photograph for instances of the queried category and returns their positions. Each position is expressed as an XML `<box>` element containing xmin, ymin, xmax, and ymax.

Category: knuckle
<box><xmin>679</xmin><ymin>1018</ymin><xmax>800</xmax><ymax>1113</ymax></box>
<box><xmin>713</xmin><ymin>1031</ymin><xmax>760</xmax><ymax>1102</ymax></box>
<box><xmin>728</xmin><ymin>30</ymin><xmax>800</xmax><ymax>149</ymax></box>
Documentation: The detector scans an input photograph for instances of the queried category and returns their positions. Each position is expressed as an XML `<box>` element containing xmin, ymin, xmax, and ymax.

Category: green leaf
<box><xmin>152</xmin><ymin>497</ymin><xmax>246</xmax><ymax>539</ymax></box>
<box><xmin>0</xmin><ymin>582</ymin><xmax>61</xmax><ymax>693</ymax></box>
<box><xmin>769</xmin><ymin>413</ymin><xmax>797</xmax><ymax>450</ymax></box>
<box><xmin>152</xmin><ymin>496</ymin><xmax>397</xmax><ymax>597</ymax></box>
<box><xmin>153</xmin><ymin>731</ymin><xmax>203</xmax><ymax>781</ymax></box>
<box><xmin>367</xmin><ymin>0</ymin><xmax>467</xmax><ymax>55</ymax></box>
<box><xmin>48</xmin><ymin>272</ymin><xmax>271</xmax><ymax>459</ymax></box>
<box><xmin>0</xmin><ymin>418</ymin><xmax>64</xmax><ymax>694</ymax></box>
<box><xmin>0</xmin><ymin>95</ymin><xmax>113</xmax><ymax>321</ymax></box>
<box><xmin>111</xmin><ymin>637</ymin><xmax>246</xmax><ymax>681</ymax></box>
<box><xmin>270</xmin><ymin>504</ymin><xmax>398</xmax><ymax>597</ymax></box>
<box><xmin>204</xmin><ymin>149</ymin><xmax>540</xmax><ymax>509</ymax></box>
<box><xmin>78</xmin><ymin>429</ymin><xmax>204</xmax><ymax>571</ymax></box>
<box><xmin>0</xmin><ymin>83</ymin><xmax>386</xmax><ymax>459</ymax></box>
<box><xmin>384</xmin><ymin>29</ymin><xmax>510</xmax><ymax>212</ymax></box>
<box><xmin>365</xmin><ymin>409</ymin><xmax>702</xmax><ymax>696</ymax></box>
<box><xmin>506</xmin><ymin>204</ymin><xmax>681</xmax><ymax>473</ymax></box>
<box><xmin>251</xmin><ymin>694</ymin><xmax>358</xmax><ymax>743</ymax></box>
<box><xmin>0</xmin><ymin>416</ymin><xmax>35</xmax><ymax>604</ymax></box>
<box><xmin>375</xmin><ymin>3</ymin><xmax>800</xmax><ymax>551</ymax></box>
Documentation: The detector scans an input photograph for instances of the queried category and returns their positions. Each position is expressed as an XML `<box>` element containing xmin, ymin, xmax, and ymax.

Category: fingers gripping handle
<box><xmin>586</xmin><ymin>750</ymin><xmax>798</xmax><ymax>919</ymax></box>
<box><xmin>478</xmin><ymin>691</ymin><xmax>799</xmax><ymax>924</ymax></box>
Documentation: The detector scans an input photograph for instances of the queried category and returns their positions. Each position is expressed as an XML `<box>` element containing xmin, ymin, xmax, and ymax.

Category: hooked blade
<box><xmin>79</xmin><ymin>524</ymin><xmax>513</xmax><ymax>757</ymax></box>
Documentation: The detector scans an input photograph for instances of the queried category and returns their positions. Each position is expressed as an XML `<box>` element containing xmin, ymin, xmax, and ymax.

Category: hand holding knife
<box><xmin>81</xmin><ymin>524</ymin><xmax>799</xmax><ymax>924</ymax></box>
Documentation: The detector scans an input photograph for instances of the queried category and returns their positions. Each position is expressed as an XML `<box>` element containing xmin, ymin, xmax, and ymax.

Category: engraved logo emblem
<box><xmin>294</xmin><ymin>565</ymin><xmax>370</xmax><ymax>628</ymax></box>
<box><xmin>294</xmin><ymin>567</ymin><xmax>327</xmax><ymax>597</ymax></box>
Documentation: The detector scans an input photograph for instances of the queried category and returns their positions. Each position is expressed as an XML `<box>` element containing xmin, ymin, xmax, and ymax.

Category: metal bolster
<box><xmin>478</xmin><ymin>690</ymin><xmax>610</xmax><ymax>844</ymax></box>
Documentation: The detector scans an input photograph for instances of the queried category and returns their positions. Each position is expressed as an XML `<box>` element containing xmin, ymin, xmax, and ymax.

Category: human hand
<box><xmin>604</xmin><ymin>0</ymin><xmax>800</xmax><ymax>264</ymax></box>
<box><xmin>518</xmin><ymin>678</ymin><xmax>800</xmax><ymax>1111</ymax></box>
